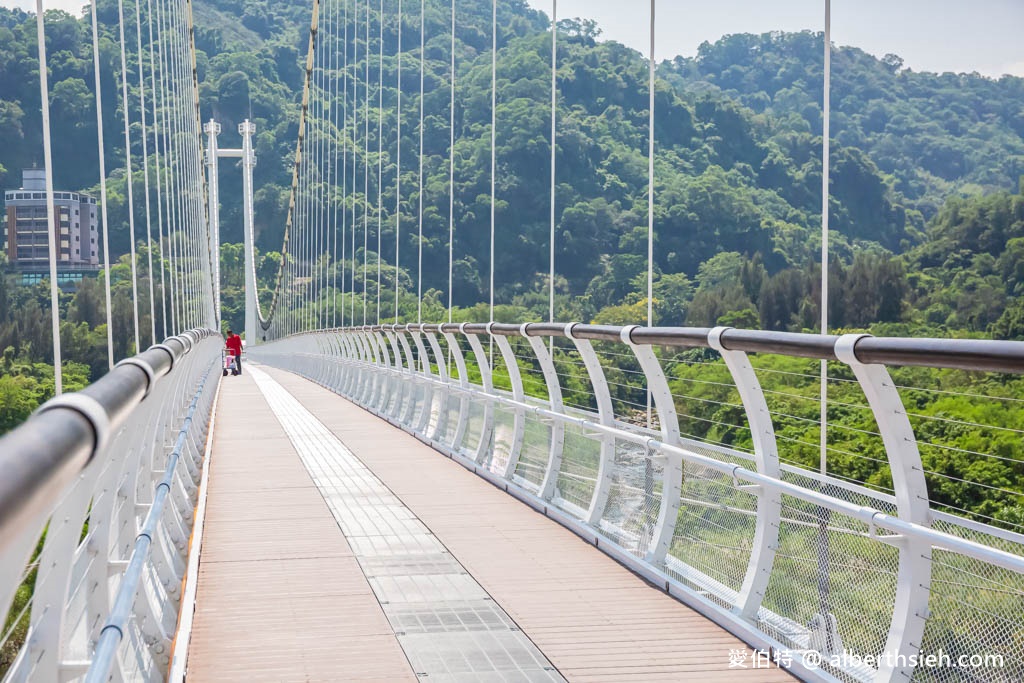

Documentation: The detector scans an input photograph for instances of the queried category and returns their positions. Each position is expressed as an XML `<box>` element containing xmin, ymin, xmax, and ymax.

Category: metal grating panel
<box><xmin>250</xmin><ymin>366</ymin><xmax>565</xmax><ymax>682</ymax></box>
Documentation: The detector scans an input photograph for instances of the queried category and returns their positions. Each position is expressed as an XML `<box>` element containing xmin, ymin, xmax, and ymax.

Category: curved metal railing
<box><xmin>253</xmin><ymin>323</ymin><xmax>1024</xmax><ymax>683</ymax></box>
<box><xmin>0</xmin><ymin>329</ymin><xmax>221</xmax><ymax>682</ymax></box>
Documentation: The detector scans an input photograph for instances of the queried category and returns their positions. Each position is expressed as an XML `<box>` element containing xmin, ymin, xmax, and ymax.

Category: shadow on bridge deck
<box><xmin>181</xmin><ymin>365</ymin><xmax>794</xmax><ymax>682</ymax></box>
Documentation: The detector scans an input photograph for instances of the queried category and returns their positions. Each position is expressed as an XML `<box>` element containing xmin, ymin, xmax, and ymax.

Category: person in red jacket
<box><xmin>225</xmin><ymin>330</ymin><xmax>243</xmax><ymax>375</ymax></box>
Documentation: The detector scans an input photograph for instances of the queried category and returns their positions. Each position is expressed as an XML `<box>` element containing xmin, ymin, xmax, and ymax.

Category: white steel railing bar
<box><xmin>84</xmin><ymin>365</ymin><xmax>215</xmax><ymax>682</ymax></box>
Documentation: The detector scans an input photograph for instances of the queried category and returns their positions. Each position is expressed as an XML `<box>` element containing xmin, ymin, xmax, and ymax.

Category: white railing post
<box><xmin>563</xmin><ymin>323</ymin><xmax>616</xmax><ymax>527</ymax></box>
<box><xmin>524</xmin><ymin>329</ymin><xmax>565</xmax><ymax>501</ymax></box>
<box><xmin>371</xmin><ymin>330</ymin><xmax>394</xmax><ymax>412</ymax></box>
<box><xmin>335</xmin><ymin>332</ymin><xmax>355</xmax><ymax>395</ymax></box>
<box><xmin>491</xmin><ymin>329</ymin><xmax>526</xmax><ymax>479</ymax></box>
<box><xmin>384</xmin><ymin>330</ymin><xmax>407</xmax><ymax>417</ymax></box>
<box><xmin>463</xmin><ymin>328</ymin><xmax>496</xmax><ymax>463</ymax></box>
<box><xmin>347</xmin><ymin>330</ymin><xmax>368</xmax><ymax>404</ymax></box>
<box><xmin>620</xmin><ymin>326</ymin><xmax>683</xmax><ymax>567</ymax></box>
<box><xmin>835</xmin><ymin>334</ymin><xmax>931</xmax><ymax>683</ymax></box>
<box><xmin>708</xmin><ymin>327</ymin><xmax>782</xmax><ymax>623</ymax></box>
<box><xmin>396</xmin><ymin>331</ymin><xmax>420</xmax><ymax>426</ymax></box>
<box><xmin>409</xmin><ymin>328</ymin><xmax>436</xmax><ymax>435</ymax></box>
<box><xmin>363</xmin><ymin>330</ymin><xmax>384</xmax><ymax>408</ymax></box>
<box><xmin>424</xmin><ymin>331</ymin><xmax>452</xmax><ymax>442</ymax></box>
<box><xmin>18</xmin><ymin>413</ymin><xmax>110</xmax><ymax>683</ymax></box>
<box><xmin>442</xmin><ymin>328</ymin><xmax>473</xmax><ymax>452</ymax></box>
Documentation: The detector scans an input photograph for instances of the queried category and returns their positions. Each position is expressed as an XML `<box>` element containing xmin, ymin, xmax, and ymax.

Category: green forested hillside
<box><xmin>2</xmin><ymin>2</ymin><xmax>1023</xmax><ymax>324</ymax></box>
<box><xmin>2</xmin><ymin>2</ymin><xmax>1024</xmax><ymax>354</ymax></box>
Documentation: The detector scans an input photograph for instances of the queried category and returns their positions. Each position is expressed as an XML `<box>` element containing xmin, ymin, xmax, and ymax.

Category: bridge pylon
<box><xmin>204</xmin><ymin>118</ymin><xmax>258</xmax><ymax>343</ymax></box>
<box><xmin>203</xmin><ymin>120</ymin><xmax>222</xmax><ymax>326</ymax></box>
<box><xmin>239</xmin><ymin>120</ymin><xmax>258</xmax><ymax>346</ymax></box>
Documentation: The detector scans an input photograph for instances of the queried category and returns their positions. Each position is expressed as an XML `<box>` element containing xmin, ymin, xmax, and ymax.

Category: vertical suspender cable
<box><xmin>135</xmin><ymin>0</ymin><xmax>157</xmax><ymax>346</ymax></box>
<box><xmin>448</xmin><ymin>0</ymin><xmax>455</xmax><ymax>323</ymax></box>
<box><xmin>341</xmin><ymin>0</ymin><xmax>349</xmax><ymax>328</ymax></box>
<box><xmin>820</xmin><ymin>0</ymin><xmax>831</xmax><ymax>475</ymax></box>
<box><xmin>351</xmin><ymin>0</ymin><xmax>358</xmax><ymax>326</ymax></box>
<box><xmin>363</xmin><ymin>0</ymin><xmax>370</xmax><ymax>325</ymax></box>
<box><xmin>315</xmin><ymin>17</ymin><xmax>322</xmax><ymax>331</ymax></box>
<box><xmin>322</xmin><ymin>8</ymin><xmax>329</xmax><ymax>331</ymax></box>
<box><xmin>298</xmin><ymin>52</ymin><xmax>305</xmax><ymax>331</ymax></box>
<box><xmin>189</xmin><ymin>0</ymin><xmax>214</xmax><ymax>329</ymax></box>
<box><xmin>309</xmin><ymin>19</ymin><xmax>317</xmax><ymax>331</ymax></box>
<box><xmin>332</xmin><ymin>0</ymin><xmax>340</xmax><ymax>329</ymax></box>
<box><xmin>817</xmin><ymin>0</ymin><xmax>834</xmax><ymax>638</ymax></box>
<box><xmin>118</xmin><ymin>0</ymin><xmax>142</xmax><ymax>353</ymax></box>
<box><xmin>156</xmin><ymin>0</ymin><xmax>178</xmax><ymax>333</ymax></box>
<box><xmin>33</xmin><ymin>0</ymin><xmax>64</xmax><ymax>395</ymax></box>
<box><xmin>320</xmin><ymin>8</ymin><xmax>326</xmax><ymax>332</ymax></box>
<box><xmin>180</xmin><ymin>0</ymin><xmax>198</xmax><ymax>329</ymax></box>
<box><xmin>647</xmin><ymin>0</ymin><xmax>655</xmax><ymax>427</ymax></box>
<box><xmin>489</xmin><ymin>0</ymin><xmax>496</xmax><ymax>325</ymax></box>
<box><xmin>180</xmin><ymin>0</ymin><xmax>197</xmax><ymax>325</ymax></box>
<box><xmin>376</xmin><ymin>0</ymin><xmax>383</xmax><ymax>325</ymax></box>
<box><xmin>295</xmin><ymin>76</ymin><xmax>301</xmax><ymax>332</ymax></box>
<box><xmin>90</xmin><ymin>0</ymin><xmax>116</xmax><ymax>368</ymax></box>
<box><xmin>147</xmin><ymin>0</ymin><xmax>168</xmax><ymax>338</ymax></box>
<box><xmin>304</xmin><ymin>69</ymin><xmax>310</xmax><ymax>331</ymax></box>
<box><xmin>417</xmin><ymin>0</ymin><xmax>424</xmax><ymax>324</ymax></box>
<box><xmin>173</xmin><ymin>0</ymin><xmax>188</xmax><ymax>329</ymax></box>
<box><xmin>647</xmin><ymin>0</ymin><xmax>655</xmax><ymax>327</ymax></box>
<box><xmin>548</xmin><ymin>0</ymin><xmax>556</xmax><ymax>325</ymax></box>
<box><xmin>395</xmin><ymin>0</ymin><xmax>402</xmax><ymax>324</ymax></box>
<box><xmin>166</xmin><ymin>0</ymin><xmax>185</xmax><ymax>327</ymax></box>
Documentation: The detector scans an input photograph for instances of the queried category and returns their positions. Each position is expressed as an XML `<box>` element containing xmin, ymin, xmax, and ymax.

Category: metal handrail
<box><xmin>84</xmin><ymin>366</ymin><xmax>215</xmax><ymax>683</ymax></box>
<box><xmin>0</xmin><ymin>328</ymin><xmax>216</xmax><ymax>586</ymax></box>
<box><xmin>308</xmin><ymin>323</ymin><xmax>1024</xmax><ymax>374</ymax></box>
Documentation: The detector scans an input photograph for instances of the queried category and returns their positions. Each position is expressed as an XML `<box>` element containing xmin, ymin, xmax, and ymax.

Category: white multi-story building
<box><xmin>3</xmin><ymin>169</ymin><xmax>99</xmax><ymax>285</ymax></box>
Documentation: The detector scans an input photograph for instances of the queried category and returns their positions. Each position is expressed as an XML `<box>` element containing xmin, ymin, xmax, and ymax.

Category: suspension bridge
<box><xmin>1</xmin><ymin>0</ymin><xmax>1023</xmax><ymax>681</ymax></box>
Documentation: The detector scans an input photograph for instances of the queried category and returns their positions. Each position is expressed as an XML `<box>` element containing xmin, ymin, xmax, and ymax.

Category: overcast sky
<box><xmin>527</xmin><ymin>0</ymin><xmax>1024</xmax><ymax>78</ymax></box>
<box><xmin>5</xmin><ymin>0</ymin><xmax>1022</xmax><ymax>77</ymax></box>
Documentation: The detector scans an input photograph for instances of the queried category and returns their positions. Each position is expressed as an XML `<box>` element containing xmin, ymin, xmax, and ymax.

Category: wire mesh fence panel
<box><xmin>485</xmin><ymin>398</ymin><xmax>518</xmax><ymax>476</ymax></box>
<box><xmin>551</xmin><ymin>419</ymin><xmax>601</xmax><ymax>518</ymax></box>
<box><xmin>666</xmin><ymin>455</ymin><xmax>758</xmax><ymax>611</ymax></box>
<box><xmin>597</xmin><ymin>439</ymin><xmax>664</xmax><ymax>559</ymax></box>
<box><xmin>383</xmin><ymin>372</ymin><xmax>402</xmax><ymax>417</ymax></box>
<box><xmin>914</xmin><ymin>520</ymin><xmax>1024</xmax><ymax>683</ymax></box>
<box><xmin>459</xmin><ymin>400</ymin><xmax>487</xmax><ymax>460</ymax></box>
<box><xmin>426</xmin><ymin>335</ymin><xmax>458</xmax><ymax>444</ymax></box>
<box><xmin>758</xmin><ymin>479</ymin><xmax>901</xmax><ymax>683</ymax></box>
<box><xmin>512</xmin><ymin>413</ymin><xmax>550</xmax><ymax>493</ymax></box>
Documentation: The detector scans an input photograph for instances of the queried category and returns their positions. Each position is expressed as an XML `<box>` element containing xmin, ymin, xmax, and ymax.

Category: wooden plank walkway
<box><xmin>255</xmin><ymin>366</ymin><xmax>794</xmax><ymax>683</ymax></box>
<box><xmin>185</xmin><ymin>374</ymin><xmax>416</xmax><ymax>682</ymax></box>
<box><xmin>184</xmin><ymin>366</ymin><xmax>794</xmax><ymax>681</ymax></box>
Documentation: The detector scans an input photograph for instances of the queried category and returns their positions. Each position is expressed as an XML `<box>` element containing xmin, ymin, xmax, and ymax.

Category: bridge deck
<box><xmin>183</xmin><ymin>365</ymin><xmax>792</xmax><ymax>682</ymax></box>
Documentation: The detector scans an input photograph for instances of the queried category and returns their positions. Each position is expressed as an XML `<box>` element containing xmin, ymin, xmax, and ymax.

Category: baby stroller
<box><xmin>222</xmin><ymin>349</ymin><xmax>239</xmax><ymax>376</ymax></box>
